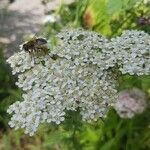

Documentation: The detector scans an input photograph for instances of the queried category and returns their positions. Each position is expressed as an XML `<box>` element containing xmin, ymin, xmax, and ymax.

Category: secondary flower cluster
<box><xmin>110</xmin><ymin>30</ymin><xmax>150</xmax><ymax>75</ymax></box>
<box><xmin>115</xmin><ymin>88</ymin><xmax>147</xmax><ymax>118</ymax></box>
<box><xmin>7</xmin><ymin>29</ymin><xmax>150</xmax><ymax>135</ymax></box>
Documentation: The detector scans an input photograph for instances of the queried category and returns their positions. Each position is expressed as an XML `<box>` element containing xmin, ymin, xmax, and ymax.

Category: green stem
<box><xmin>71</xmin><ymin>111</ymin><xmax>82</xmax><ymax>150</ymax></box>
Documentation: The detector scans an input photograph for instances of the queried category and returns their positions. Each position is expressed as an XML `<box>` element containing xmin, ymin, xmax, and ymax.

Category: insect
<box><xmin>21</xmin><ymin>36</ymin><xmax>49</xmax><ymax>56</ymax></box>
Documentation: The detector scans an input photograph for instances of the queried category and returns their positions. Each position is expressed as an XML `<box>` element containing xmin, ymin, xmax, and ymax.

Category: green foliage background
<box><xmin>0</xmin><ymin>0</ymin><xmax>150</xmax><ymax>149</ymax></box>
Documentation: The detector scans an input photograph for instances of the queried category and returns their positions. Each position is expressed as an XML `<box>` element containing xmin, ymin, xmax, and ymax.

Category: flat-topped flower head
<box><xmin>7</xmin><ymin>29</ymin><xmax>118</xmax><ymax>136</ymax></box>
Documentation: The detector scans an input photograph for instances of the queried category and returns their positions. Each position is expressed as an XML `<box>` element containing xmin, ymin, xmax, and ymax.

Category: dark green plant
<box><xmin>0</xmin><ymin>49</ymin><xmax>21</xmax><ymax>129</ymax></box>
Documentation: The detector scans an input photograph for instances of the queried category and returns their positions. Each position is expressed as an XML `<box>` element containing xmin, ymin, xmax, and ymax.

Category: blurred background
<box><xmin>0</xmin><ymin>0</ymin><xmax>150</xmax><ymax>149</ymax></box>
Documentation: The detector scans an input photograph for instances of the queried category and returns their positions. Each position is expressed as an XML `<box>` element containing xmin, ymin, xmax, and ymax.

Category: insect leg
<box><xmin>29</xmin><ymin>50</ymin><xmax>35</xmax><ymax>64</ymax></box>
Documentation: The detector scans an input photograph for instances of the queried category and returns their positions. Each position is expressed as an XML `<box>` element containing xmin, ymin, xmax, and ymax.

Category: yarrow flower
<box><xmin>7</xmin><ymin>29</ymin><xmax>118</xmax><ymax>136</ymax></box>
<box><xmin>114</xmin><ymin>88</ymin><xmax>147</xmax><ymax>118</ymax></box>
<box><xmin>7</xmin><ymin>29</ymin><xmax>150</xmax><ymax>136</ymax></box>
<box><xmin>110</xmin><ymin>30</ymin><xmax>150</xmax><ymax>75</ymax></box>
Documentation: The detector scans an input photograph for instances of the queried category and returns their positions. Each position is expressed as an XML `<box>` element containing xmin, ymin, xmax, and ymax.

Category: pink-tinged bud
<box><xmin>115</xmin><ymin>88</ymin><xmax>147</xmax><ymax>118</ymax></box>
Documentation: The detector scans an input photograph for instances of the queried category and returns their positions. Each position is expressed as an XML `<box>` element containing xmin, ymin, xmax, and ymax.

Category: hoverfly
<box><xmin>21</xmin><ymin>36</ymin><xmax>49</xmax><ymax>56</ymax></box>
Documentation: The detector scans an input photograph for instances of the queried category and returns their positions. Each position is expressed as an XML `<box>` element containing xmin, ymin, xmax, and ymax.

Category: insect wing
<box><xmin>36</xmin><ymin>38</ymin><xmax>48</xmax><ymax>46</ymax></box>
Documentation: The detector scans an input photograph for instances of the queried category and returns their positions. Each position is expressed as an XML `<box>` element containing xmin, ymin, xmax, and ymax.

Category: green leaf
<box><xmin>107</xmin><ymin>0</ymin><xmax>123</xmax><ymax>14</ymax></box>
<box><xmin>98</xmin><ymin>138</ymin><xmax>117</xmax><ymax>150</ymax></box>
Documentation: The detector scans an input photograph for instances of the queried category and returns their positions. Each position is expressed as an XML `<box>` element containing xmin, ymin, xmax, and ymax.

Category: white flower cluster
<box><xmin>7</xmin><ymin>29</ymin><xmax>118</xmax><ymax>136</ymax></box>
<box><xmin>111</xmin><ymin>30</ymin><xmax>150</xmax><ymax>75</ymax></box>
<box><xmin>54</xmin><ymin>29</ymin><xmax>117</xmax><ymax>70</ymax></box>
<box><xmin>114</xmin><ymin>88</ymin><xmax>147</xmax><ymax>118</ymax></box>
<box><xmin>7</xmin><ymin>29</ymin><xmax>150</xmax><ymax>135</ymax></box>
